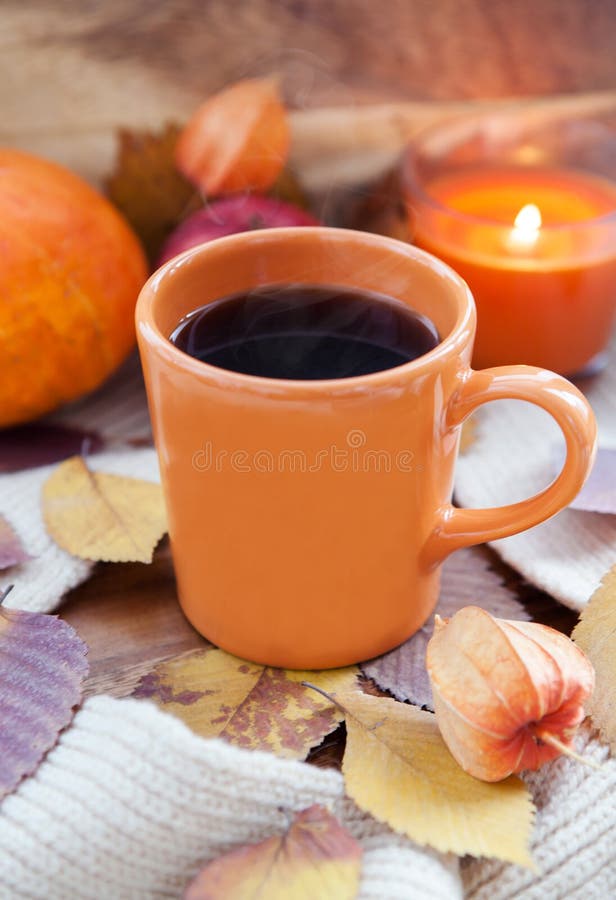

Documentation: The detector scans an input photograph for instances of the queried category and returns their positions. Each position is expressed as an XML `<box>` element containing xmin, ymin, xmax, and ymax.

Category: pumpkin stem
<box><xmin>536</xmin><ymin>729</ymin><xmax>602</xmax><ymax>771</ymax></box>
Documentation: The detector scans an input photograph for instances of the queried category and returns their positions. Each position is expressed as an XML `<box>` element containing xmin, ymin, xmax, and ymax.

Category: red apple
<box><xmin>158</xmin><ymin>195</ymin><xmax>319</xmax><ymax>266</ymax></box>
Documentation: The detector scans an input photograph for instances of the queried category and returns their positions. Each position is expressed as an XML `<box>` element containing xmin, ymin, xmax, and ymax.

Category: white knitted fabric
<box><xmin>0</xmin><ymin>446</ymin><xmax>159</xmax><ymax>613</ymax></box>
<box><xmin>455</xmin><ymin>342</ymin><xmax>616</xmax><ymax>611</ymax></box>
<box><xmin>463</xmin><ymin>723</ymin><xmax>616</xmax><ymax>899</ymax></box>
<box><xmin>2</xmin><ymin>698</ymin><xmax>615</xmax><ymax>898</ymax></box>
<box><xmin>0</xmin><ymin>696</ymin><xmax>462</xmax><ymax>900</ymax></box>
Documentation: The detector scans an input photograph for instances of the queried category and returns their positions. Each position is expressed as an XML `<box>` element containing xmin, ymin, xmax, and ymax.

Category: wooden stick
<box><xmin>536</xmin><ymin>730</ymin><xmax>602</xmax><ymax>771</ymax></box>
<box><xmin>290</xmin><ymin>89</ymin><xmax>616</xmax><ymax>189</ymax></box>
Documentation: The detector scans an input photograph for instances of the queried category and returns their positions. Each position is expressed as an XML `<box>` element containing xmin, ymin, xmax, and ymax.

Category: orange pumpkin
<box><xmin>0</xmin><ymin>149</ymin><xmax>147</xmax><ymax>428</ymax></box>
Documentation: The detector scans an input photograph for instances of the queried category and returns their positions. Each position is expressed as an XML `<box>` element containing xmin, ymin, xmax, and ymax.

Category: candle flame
<box><xmin>512</xmin><ymin>204</ymin><xmax>542</xmax><ymax>243</ymax></box>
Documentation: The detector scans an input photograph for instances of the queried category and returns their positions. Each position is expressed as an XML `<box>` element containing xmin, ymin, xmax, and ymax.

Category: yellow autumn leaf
<box><xmin>42</xmin><ymin>456</ymin><xmax>167</xmax><ymax>563</ymax></box>
<box><xmin>572</xmin><ymin>566</ymin><xmax>616</xmax><ymax>752</ymax></box>
<box><xmin>134</xmin><ymin>647</ymin><xmax>358</xmax><ymax>760</ymax></box>
<box><xmin>336</xmin><ymin>690</ymin><xmax>535</xmax><ymax>867</ymax></box>
<box><xmin>184</xmin><ymin>805</ymin><xmax>362</xmax><ymax>900</ymax></box>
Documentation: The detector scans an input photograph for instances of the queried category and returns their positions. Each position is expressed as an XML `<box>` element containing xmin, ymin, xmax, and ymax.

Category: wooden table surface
<box><xmin>59</xmin><ymin>539</ymin><xmax>579</xmax><ymax>768</ymax></box>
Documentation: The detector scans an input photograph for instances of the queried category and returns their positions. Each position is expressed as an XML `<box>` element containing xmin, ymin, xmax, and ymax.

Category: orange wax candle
<box><xmin>405</xmin><ymin>166</ymin><xmax>616</xmax><ymax>374</ymax></box>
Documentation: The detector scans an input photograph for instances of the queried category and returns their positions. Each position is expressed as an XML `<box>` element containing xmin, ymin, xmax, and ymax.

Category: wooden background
<box><xmin>5</xmin><ymin>0</ymin><xmax>616</xmax><ymax>106</ymax></box>
<box><xmin>2</xmin><ymin>1</ymin><xmax>615</xmax><ymax>187</ymax></box>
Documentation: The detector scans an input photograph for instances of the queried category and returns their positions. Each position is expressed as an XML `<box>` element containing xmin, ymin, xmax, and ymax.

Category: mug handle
<box><xmin>424</xmin><ymin>365</ymin><xmax>597</xmax><ymax>565</ymax></box>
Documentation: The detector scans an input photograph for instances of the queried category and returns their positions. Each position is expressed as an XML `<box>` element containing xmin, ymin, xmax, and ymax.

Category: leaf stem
<box><xmin>301</xmin><ymin>681</ymin><xmax>348</xmax><ymax>716</ymax></box>
<box><xmin>536</xmin><ymin>730</ymin><xmax>602</xmax><ymax>771</ymax></box>
<box><xmin>0</xmin><ymin>584</ymin><xmax>14</xmax><ymax>606</ymax></box>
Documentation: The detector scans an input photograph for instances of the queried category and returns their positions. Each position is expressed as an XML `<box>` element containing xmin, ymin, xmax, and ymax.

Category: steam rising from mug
<box><xmin>168</xmin><ymin>283</ymin><xmax>441</xmax><ymax>380</ymax></box>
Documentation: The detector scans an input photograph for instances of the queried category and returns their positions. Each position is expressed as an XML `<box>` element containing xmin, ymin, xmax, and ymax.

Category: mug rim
<box><xmin>136</xmin><ymin>226</ymin><xmax>476</xmax><ymax>395</ymax></box>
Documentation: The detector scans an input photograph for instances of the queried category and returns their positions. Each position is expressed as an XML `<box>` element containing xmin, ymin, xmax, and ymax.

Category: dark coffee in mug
<box><xmin>169</xmin><ymin>283</ymin><xmax>440</xmax><ymax>380</ymax></box>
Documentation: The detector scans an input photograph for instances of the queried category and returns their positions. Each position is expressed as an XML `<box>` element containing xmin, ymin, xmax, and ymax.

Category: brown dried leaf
<box><xmin>572</xmin><ymin>567</ymin><xmax>616</xmax><ymax>751</ymax></box>
<box><xmin>350</xmin><ymin>168</ymin><xmax>411</xmax><ymax>241</ymax></box>
<box><xmin>361</xmin><ymin>547</ymin><xmax>529</xmax><ymax>709</ymax></box>
<box><xmin>42</xmin><ymin>456</ymin><xmax>167</xmax><ymax>563</ymax></box>
<box><xmin>0</xmin><ymin>517</ymin><xmax>31</xmax><ymax>569</ymax></box>
<box><xmin>106</xmin><ymin>124</ymin><xmax>201</xmax><ymax>264</ymax></box>
<box><xmin>268</xmin><ymin>167</ymin><xmax>311</xmax><ymax>210</ymax></box>
<box><xmin>133</xmin><ymin>647</ymin><xmax>358</xmax><ymax>759</ymax></box>
<box><xmin>0</xmin><ymin>589</ymin><xmax>88</xmax><ymax>798</ymax></box>
<box><xmin>336</xmin><ymin>690</ymin><xmax>535</xmax><ymax>866</ymax></box>
<box><xmin>184</xmin><ymin>805</ymin><xmax>362</xmax><ymax>900</ymax></box>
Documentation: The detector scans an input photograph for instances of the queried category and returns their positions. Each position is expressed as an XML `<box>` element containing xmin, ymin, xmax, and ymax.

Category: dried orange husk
<box><xmin>426</xmin><ymin>606</ymin><xmax>595</xmax><ymax>782</ymax></box>
<box><xmin>175</xmin><ymin>76</ymin><xmax>290</xmax><ymax>196</ymax></box>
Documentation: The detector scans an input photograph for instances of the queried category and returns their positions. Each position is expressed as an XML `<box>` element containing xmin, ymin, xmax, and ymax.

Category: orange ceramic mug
<box><xmin>136</xmin><ymin>227</ymin><xmax>596</xmax><ymax>669</ymax></box>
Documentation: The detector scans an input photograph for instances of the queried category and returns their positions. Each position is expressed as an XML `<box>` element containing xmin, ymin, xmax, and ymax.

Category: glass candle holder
<box><xmin>402</xmin><ymin>104</ymin><xmax>616</xmax><ymax>376</ymax></box>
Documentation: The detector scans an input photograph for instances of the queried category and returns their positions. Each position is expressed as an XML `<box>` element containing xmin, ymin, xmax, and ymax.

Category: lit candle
<box><xmin>404</xmin><ymin>165</ymin><xmax>616</xmax><ymax>375</ymax></box>
<box><xmin>507</xmin><ymin>204</ymin><xmax>542</xmax><ymax>251</ymax></box>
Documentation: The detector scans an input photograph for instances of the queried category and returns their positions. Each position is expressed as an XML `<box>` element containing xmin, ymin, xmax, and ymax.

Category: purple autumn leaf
<box><xmin>0</xmin><ymin>423</ymin><xmax>104</xmax><ymax>473</ymax></box>
<box><xmin>0</xmin><ymin>517</ymin><xmax>32</xmax><ymax>569</ymax></box>
<box><xmin>0</xmin><ymin>588</ymin><xmax>88</xmax><ymax>798</ymax></box>
<box><xmin>361</xmin><ymin>547</ymin><xmax>529</xmax><ymax>710</ymax></box>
